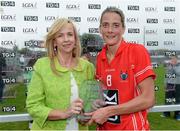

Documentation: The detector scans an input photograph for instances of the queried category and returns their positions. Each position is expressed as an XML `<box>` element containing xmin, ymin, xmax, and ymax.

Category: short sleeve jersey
<box><xmin>96</xmin><ymin>40</ymin><xmax>156</xmax><ymax>130</ymax></box>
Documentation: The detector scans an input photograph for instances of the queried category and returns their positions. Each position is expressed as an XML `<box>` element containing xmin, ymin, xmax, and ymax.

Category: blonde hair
<box><xmin>45</xmin><ymin>18</ymin><xmax>81</xmax><ymax>75</ymax></box>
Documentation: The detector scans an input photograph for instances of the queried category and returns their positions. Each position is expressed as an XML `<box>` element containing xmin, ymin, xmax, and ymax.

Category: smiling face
<box><xmin>53</xmin><ymin>23</ymin><xmax>76</xmax><ymax>54</ymax></box>
<box><xmin>100</xmin><ymin>12</ymin><xmax>125</xmax><ymax>46</ymax></box>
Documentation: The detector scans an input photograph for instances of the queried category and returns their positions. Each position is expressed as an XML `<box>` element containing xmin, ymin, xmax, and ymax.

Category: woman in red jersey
<box><xmin>86</xmin><ymin>7</ymin><xmax>156</xmax><ymax>130</ymax></box>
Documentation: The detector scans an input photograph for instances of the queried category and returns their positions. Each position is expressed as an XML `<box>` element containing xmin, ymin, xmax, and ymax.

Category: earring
<box><xmin>54</xmin><ymin>46</ymin><xmax>57</xmax><ymax>53</ymax></box>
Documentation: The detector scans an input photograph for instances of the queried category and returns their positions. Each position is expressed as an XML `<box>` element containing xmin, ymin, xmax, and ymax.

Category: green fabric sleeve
<box><xmin>87</xmin><ymin>62</ymin><xmax>95</xmax><ymax>80</ymax></box>
<box><xmin>26</xmin><ymin>61</ymin><xmax>53</xmax><ymax>128</ymax></box>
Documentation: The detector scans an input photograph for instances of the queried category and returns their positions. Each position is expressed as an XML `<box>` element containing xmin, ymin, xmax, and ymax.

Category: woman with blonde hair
<box><xmin>26</xmin><ymin>18</ymin><xmax>94</xmax><ymax>130</ymax></box>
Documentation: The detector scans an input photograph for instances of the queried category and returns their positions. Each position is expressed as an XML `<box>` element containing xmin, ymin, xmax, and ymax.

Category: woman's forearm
<box><xmin>48</xmin><ymin>109</ymin><xmax>70</xmax><ymax>120</ymax></box>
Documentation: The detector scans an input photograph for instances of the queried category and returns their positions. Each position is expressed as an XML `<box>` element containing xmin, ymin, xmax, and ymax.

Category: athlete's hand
<box><xmin>85</xmin><ymin>107</ymin><xmax>109</xmax><ymax>125</ymax></box>
<box><xmin>92</xmin><ymin>99</ymin><xmax>106</xmax><ymax>110</ymax></box>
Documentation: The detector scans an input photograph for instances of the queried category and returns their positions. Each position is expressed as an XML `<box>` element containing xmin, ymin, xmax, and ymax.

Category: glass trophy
<box><xmin>77</xmin><ymin>80</ymin><xmax>106</xmax><ymax>121</ymax></box>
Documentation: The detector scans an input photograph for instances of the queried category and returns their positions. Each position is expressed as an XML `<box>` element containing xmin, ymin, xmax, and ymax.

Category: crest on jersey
<box><xmin>120</xmin><ymin>71</ymin><xmax>128</xmax><ymax>80</ymax></box>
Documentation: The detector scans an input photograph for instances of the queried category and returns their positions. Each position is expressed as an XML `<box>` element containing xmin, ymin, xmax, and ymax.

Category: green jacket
<box><xmin>26</xmin><ymin>57</ymin><xmax>95</xmax><ymax>130</ymax></box>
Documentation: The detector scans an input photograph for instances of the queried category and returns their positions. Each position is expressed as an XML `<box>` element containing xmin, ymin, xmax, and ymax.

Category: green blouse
<box><xmin>26</xmin><ymin>57</ymin><xmax>95</xmax><ymax>130</ymax></box>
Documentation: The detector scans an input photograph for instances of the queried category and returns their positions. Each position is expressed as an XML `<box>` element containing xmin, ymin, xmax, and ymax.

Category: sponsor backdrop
<box><xmin>0</xmin><ymin>0</ymin><xmax>179</xmax><ymax>50</ymax></box>
<box><xmin>0</xmin><ymin>0</ymin><xmax>180</xmax><ymax>113</ymax></box>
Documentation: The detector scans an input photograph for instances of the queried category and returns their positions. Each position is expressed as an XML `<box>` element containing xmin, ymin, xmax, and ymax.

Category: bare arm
<box><xmin>87</xmin><ymin>77</ymin><xmax>155</xmax><ymax>124</ymax></box>
<box><xmin>109</xmin><ymin>77</ymin><xmax>155</xmax><ymax>115</ymax></box>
